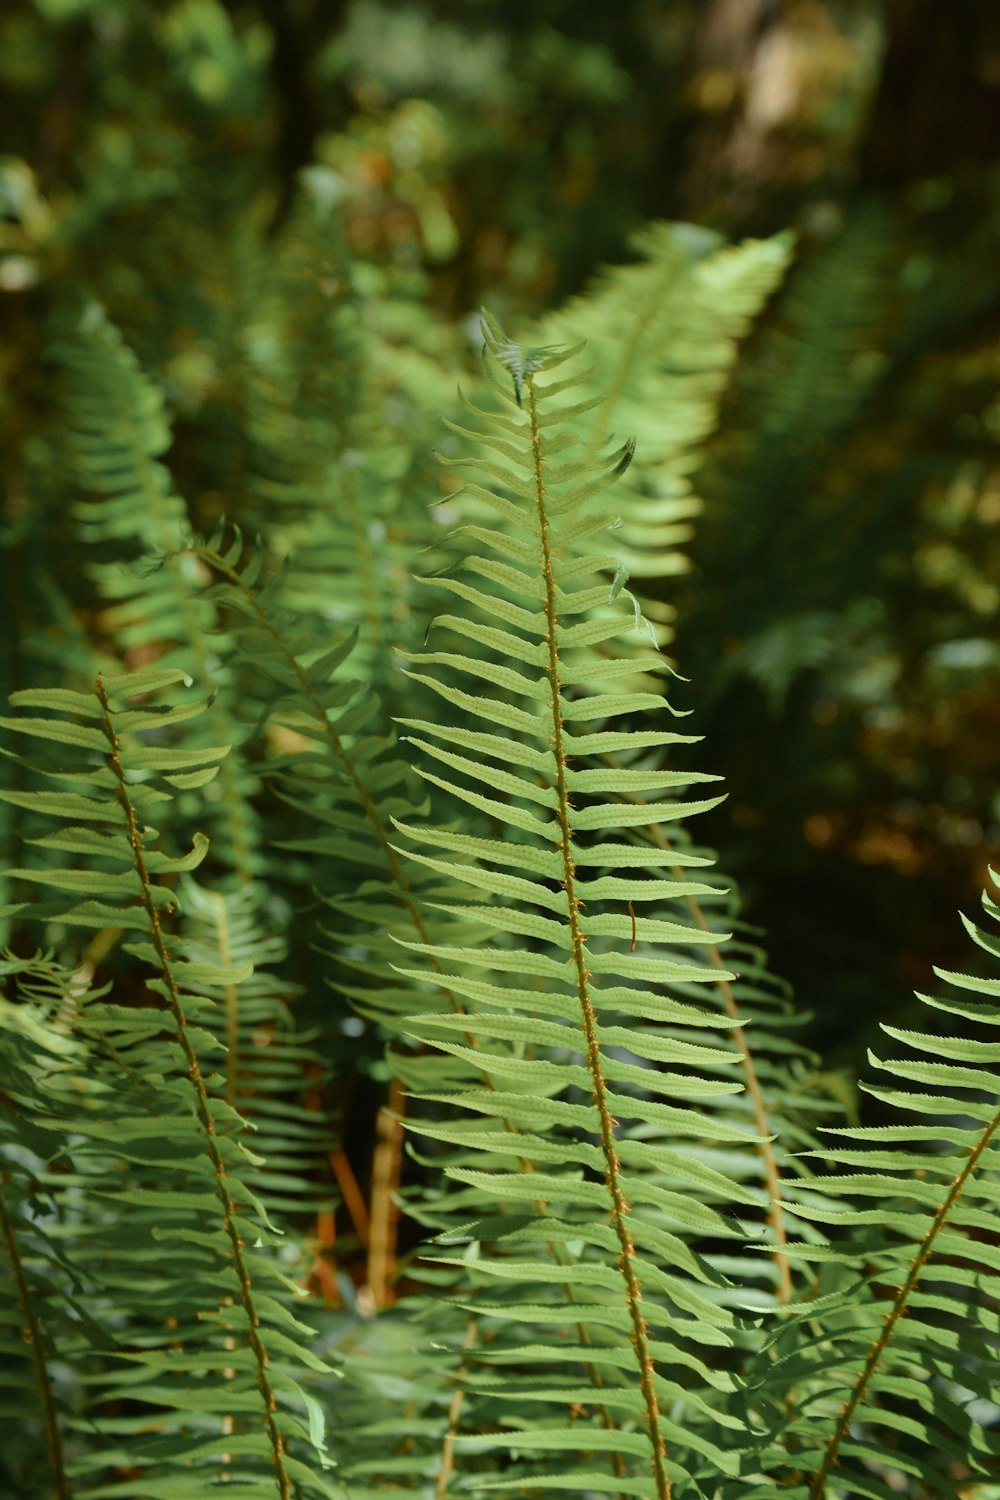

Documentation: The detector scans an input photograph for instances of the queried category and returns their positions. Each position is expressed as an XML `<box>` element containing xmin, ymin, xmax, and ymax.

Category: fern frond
<box><xmin>752</xmin><ymin>874</ymin><xmax>1000</xmax><ymax>1498</ymax></box>
<box><xmin>0</xmin><ymin>669</ymin><xmax>338</xmax><ymax>1496</ymax></box>
<box><xmin>380</xmin><ymin>314</ymin><xmax>790</xmax><ymax>1499</ymax></box>
<box><xmin>175</xmin><ymin>526</ymin><xmax>459</xmax><ymax>1307</ymax></box>
<box><xmin>619</xmin><ymin>816</ymin><xmax>837</xmax><ymax>1310</ymax></box>
<box><xmin>179</xmin><ymin>881</ymin><xmax>337</xmax><ymax>1226</ymax></box>
<box><xmin>241</xmin><ymin>179</ymin><xmax>445</xmax><ymax>691</ymax></box>
<box><xmin>0</xmin><ymin>985</ymin><xmax>81</xmax><ymax>1499</ymax></box>
<box><xmin>538</xmin><ymin>222</ymin><xmax>793</xmax><ymax>646</ymax></box>
<box><xmin>693</xmin><ymin>204</ymin><xmax>897</xmax><ymax>683</ymax></box>
<box><xmin>52</xmin><ymin>305</ymin><xmax>265</xmax><ymax>886</ymax></box>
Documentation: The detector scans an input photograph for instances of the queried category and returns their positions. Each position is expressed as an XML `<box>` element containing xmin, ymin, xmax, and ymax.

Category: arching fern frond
<box><xmin>617</xmin><ymin>815</ymin><xmax>837</xmax><ymax>1312</ymax></box>
<box><xmin>0</xmin><ymin>668</ymin><xmax>338</xmax><ymax>1497</ymax></box>
<box><xmin>692</xmin><ymin>203</ymin><xmax>897</xmax><ymax>679</ymax></box>
<box><xmin>52</xmin><ymin>305</ymin><xmax>264</xmax><ymax>886</ymax></box>
<box><xmin>0</xmin><ymin>971</ymin><xmax>84</xmax><ymax>1500</ymax></box>
<box><xmin>241</xmin><ymin>178</ymin><xmax>445</xmax><ymax>694</ymax></box>
<box><xmin>537</xmin><ymin>222</ymin><xmax>793</xmax><ymax>646</ymax></box>
<box><xmin>752</xmin><ymin>874</ymin><xmax>1000</xmax><ymax>1498</ymax></box>
<box><xmin>387</xmin><ymin>314</ymin><xmax>776</xmax><ymax>1499</ymax></box>
<box><xmin>174</xmin><ymin>527</ymin><xmax>468</xmax><ymax>1307</ymax></box>
<box><xmin>178</xmin><ymin>880</ymin><xmax>337</xmax><ymax>1229</ymax></box>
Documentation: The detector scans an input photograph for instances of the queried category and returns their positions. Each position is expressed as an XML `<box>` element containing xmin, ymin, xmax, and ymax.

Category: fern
<box><xmin>611</xmin><ymin>817</ymin><xmax>837</xmax><ymax>1310</ymax></box>
<box><xmin>240</xmin><ymin>177</ymin><xmax>450</xmax><ymax>693</ymax></box>
<box><xmin>380</xmin><ymin>315</ymin><xmax>777</xmax><ymax>1498</ymax></box>
<box><xmin>178</xmin><ymin>881</ymin><xmax>337</xmax><ymax>1228</ymax></box>
<box><xmin>172</xmin><ymin>527</ymin><xmax>449</xmax><ymax>1302</ymax></box>
<box><xmin>0</xmin><ymin>668</ymin><xmax>337</xmax><ymax>1496</ymax></box>
<box><xmin>52</xmin><ymin>305</ymin><xmax>264</xmax><ymax>887</ymax></box>
<box><xmin>537</xmin><ymin>222</ymin><xmax>793</xmax><ymax>645</ymax></box>
<box><xmin>2</xmin><ymin>206</ymin><xmax>996</xmax><ymax>1500</ymax></box>
<box><xmin>751</xmin><ymin>875</ymin><xmax>1000</xmax><ymax>1498</ymax></box>
<box><xmin>324</xmin><ymin>312</ymin><xmax>844</xmax><ymax>1497</ymax></box>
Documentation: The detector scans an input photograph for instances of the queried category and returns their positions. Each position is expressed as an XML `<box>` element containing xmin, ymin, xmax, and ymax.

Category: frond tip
<box><xmin>479</xmin><ymin>307</ymin><xmax>577</xmax><ymax>405</ymax></box>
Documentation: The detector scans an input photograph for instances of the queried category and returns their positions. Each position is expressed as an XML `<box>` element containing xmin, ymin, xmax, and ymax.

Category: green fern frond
<box><xmin>752</xmin><ymin>874</ymin><xmax>1000</xmax><ymax>1498</ymax></box>
<box><xmin>612</xmin><ymin>816</ymin><xmax>837</xmax><ymax>1311</ymax></box>
<box><xmin>174</xmin><ymin>525</ymin><xmax>459</xmax><ymax>1307</ymax></box>
<box><xmin>694</xmin><ymin>204</ymin><xmax>897</xmax><ymax>676</ymax></box>
<box><xmin>0</xmin><ymin>669</ymin><xmax>339</xmax><ymax>1496</ymax></box>
<box><xmin>52</xmin><ymin>305</ymin><xmax>265</xmax><ymax>885</ymax></box>
<box><xmin>537</xmin><ymin>222</ymin><xmax>793</xmax><ymax>646</ymax></box>
<box><xmin>380</xmin><ymin>314</ymin><xmax>786</xmax><ymax>1499</ymax></box>
<box><xmin>241</xmin><ymin>179</ymin><xmax>444</xmax><ymax>691</ymax></box>
<box><xmin>179</xmin><ymin>881</ymin><xmax>338</xmax><ymax>1226</ymax></box>
<box><xmin>0</xmin><ymin>974</ymin><xmax>83</xmax><ymax>1500</ymax></box>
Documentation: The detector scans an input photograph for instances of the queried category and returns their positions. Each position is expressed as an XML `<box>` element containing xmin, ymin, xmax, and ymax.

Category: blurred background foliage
<box><xmin>0</xmin><ymin>0</ymin><xmax>996</xmax><ymax>1068</ymax></box>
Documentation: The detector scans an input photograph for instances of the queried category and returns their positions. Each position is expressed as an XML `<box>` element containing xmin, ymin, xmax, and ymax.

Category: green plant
<box><xmin>1</xmin><ymin>242</ymin><xmax>997</xmax><ymax>1500</ymax></box>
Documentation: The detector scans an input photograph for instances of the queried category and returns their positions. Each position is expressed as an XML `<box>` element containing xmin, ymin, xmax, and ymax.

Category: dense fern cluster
<box><xmin>1</xmin><ymin>195</ymin><xmax>997</xmax><ymax>1500</ymax></box>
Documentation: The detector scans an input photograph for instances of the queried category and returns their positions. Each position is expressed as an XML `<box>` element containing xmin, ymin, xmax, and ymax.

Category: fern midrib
<box><xmin>681</xmin><ymin>890</ymin><xmax>793</xmax><ymax>1298</ymax></box>
<box><xmin>808</xmin><ymin>1100</ymin><xmax>1000</xmax><ymax>1496</ymax></box>
<box><xmin>528</xmin><ymin>376</ymin><xmax>671</xmax><ymax>1500</ymax></box>
<box><xmin>95</xmin><ymin>675</ymin><xmax>292</xmax><ymax>1500</ymax></box>
<box><xmin>434</xmin><ymin>1313</ymin><xmax>480</xmax><ymax>1499</ymax></box>
<box><xmin>0</xmin><ymin>1184</ymin><xmax>69</xmax><ymax>1500</ymax></box>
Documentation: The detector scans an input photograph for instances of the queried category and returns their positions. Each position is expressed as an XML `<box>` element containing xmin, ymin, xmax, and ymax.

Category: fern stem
<box><xmin>527</xmin><ymin>377</ymin><xmax>671</xmax><ymax>1500</ymax></box>
<box><xmin>0</xmin><ymin>1183</ymin><xmax>69</xmax><ymax>1500</ymax></box>
<box><xmin>329</xmin><ymin>1147</ymin><xmax>371</xmax><ymax>1247</ymax></box>
<box><xmin>434</xmin><ymin>1315</ymin><xmax>479</xmax><ymax>1500</ymax></box>
<box><xmin>808</xmin><ymin>1103</ymin><xmax>1000</xmax><ymax>1496</ymax></box>
<box><xmin>95</xmin><ymin>674</ymin><xmax>293</xmax><ymax>1500</ymax></box>
<box><xmin>367</xmin><ymin>1075</ymin><xmax>405</xmax><ymax>1307</ymax></box>
<box><xmin>683</xmin><ymin>900</ymin><xmax>793</xmax><ymax>1301</ymax></box>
